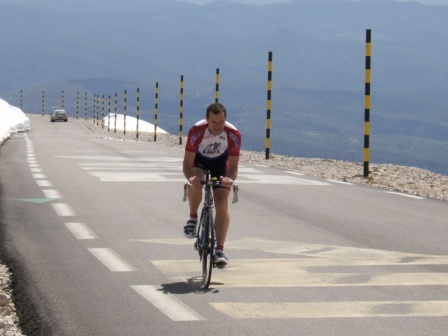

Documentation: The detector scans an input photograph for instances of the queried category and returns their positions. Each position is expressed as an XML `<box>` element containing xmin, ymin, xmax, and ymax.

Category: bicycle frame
<box><xmin>182</xmin><ymin>170</ymin><xmax>238</xmax><ymax>289</ymax></box>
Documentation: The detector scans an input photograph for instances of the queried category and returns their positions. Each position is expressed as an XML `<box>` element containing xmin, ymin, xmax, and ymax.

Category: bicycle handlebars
<box><xmin>182</xmin><ymin>180</ymin><xmax>239</xmax><ymax>204</ymax></box>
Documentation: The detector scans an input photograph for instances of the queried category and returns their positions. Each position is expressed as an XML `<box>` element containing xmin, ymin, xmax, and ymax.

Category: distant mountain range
<box><xmin>1</xmin><ymin>0</ymin><xmax>447</xmax><ymax>174</ymax></box>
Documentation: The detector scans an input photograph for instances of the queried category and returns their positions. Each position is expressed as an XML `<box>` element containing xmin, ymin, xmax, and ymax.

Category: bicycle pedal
<box><xmin>216</xmin><ymin>263</ymin><xmax>226</xmax><ymax>269</ymax></box>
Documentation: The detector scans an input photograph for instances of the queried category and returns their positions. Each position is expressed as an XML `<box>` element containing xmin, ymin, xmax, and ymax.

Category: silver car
<box><xmin>51</xmin><ymin>109</ymin><xmax>68</xmax><ymax>122</ymax></box>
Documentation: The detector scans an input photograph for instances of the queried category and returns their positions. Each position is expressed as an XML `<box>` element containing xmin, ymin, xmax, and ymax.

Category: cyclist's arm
<box><xmin>225</xmin><ymin>155</ymin><xmax>239</xmax><ymax>181</ymax></box>
<box><xmin>183</xmin><ymin>151</ymin><xmax>202</xmax><ymax>187</ymax></box>
<box><xmin>183</xmin><ymin>151</ymin><xmax>196</xmax><ymax>180</ymax></box>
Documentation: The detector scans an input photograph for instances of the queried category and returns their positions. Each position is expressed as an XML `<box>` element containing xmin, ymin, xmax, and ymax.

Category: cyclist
<box><xmin>183</xmin><ymin>102</ymin><xmax>242</xmax><ymax>267</ymax></box>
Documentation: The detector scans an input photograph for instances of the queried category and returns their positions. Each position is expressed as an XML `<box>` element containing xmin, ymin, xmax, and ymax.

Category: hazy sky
<box><xmin>181</xmin><ymin>0</ymin><xmax>447</xmax><ymax>5</ymax></box>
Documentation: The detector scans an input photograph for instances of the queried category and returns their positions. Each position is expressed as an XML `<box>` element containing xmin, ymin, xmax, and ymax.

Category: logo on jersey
<box><xmin>190</xmin><ymin>130</ymin><xmax>202</xmax><ymax>145</ymax></box>
<box><xmin>202</xmin><ymin>142</ymin><xmax>221</xmax><ymax>155</ymax></box>
<box><xmin>229</xmin><ymin>132</ymin><xmax>240</xmax><ymax>147</ymax></box>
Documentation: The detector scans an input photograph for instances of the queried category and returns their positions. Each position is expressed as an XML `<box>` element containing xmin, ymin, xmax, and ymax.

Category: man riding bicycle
<box><xmin>182</xmin><ymin>102</ymin><xmax>242</xmax><ymax>267</ymax></box>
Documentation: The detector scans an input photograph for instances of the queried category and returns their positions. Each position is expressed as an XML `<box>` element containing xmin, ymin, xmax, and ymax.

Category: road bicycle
<box><xmin>183</xmin><ymin>170</ymin><xmax>239</xmax><ymax>289</ymax></box>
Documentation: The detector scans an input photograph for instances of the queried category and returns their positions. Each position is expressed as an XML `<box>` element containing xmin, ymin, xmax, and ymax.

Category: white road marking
<box><xmin>150</xmin><ymin>238</ymin><xmax>448</xmax><ymax>287</ymax></box>
<box><xmin>327</xmin><ymin>179</ymin><xmax>354</xmax><ymax>185</ymax></box>
<box><xmin>36</xmin><ymin>180</ymin><xmax>53</xmax><ymax>187</ymax></box>
<box><xmin>65</xmin><ymin>223</ymin><xmax>98</xmax><ymax>240</ymax></box>
<box><xmin>60</xmin><ymin>155</ymin><xmax>330</xmax><ymax>185</ymax></box>
<box><xmin>286</xmin><ymin>171</ymin><xmax>305</xmax><ymax>176</ymax></box>
<box><xmin>211</xmin><ymin>301</ymin><xmax>448</xmax><ymax>319</ymax></box>
<box><xmin>32</xmin><ymin>173</ymin><xmax>47</xmax><ymax>179</ymax></box>
<box><xmin>42</xmin><ymin>189</ymin><xmax>62</xmax><ymax>199</ymax></box>
<box><xmin>88</xmin><ymin>248</ymin><xmax>136</xmax><ymax>272</ymax></box>
<box><xmin>51</xmin><ymin>203</ymin><xmax>76</xmax><ymax>216</ymax></box>
<box><xmin>88</xmin><ymin>172</ymin><xmax>185</xmax><ymax>182</ymax></box>
<box><xmin>386</xmin><ymin>191</ymin><xmax>425</xmax><ymax>199</ymax></box>
<box><xmin>79</xmin><ymin>162</ymin><xmax>181</xmax><ymax>168</ymax></box>
<box><xmin>29</xmin><ymin>163</ymin><xmax>40</xmax><ymax>168</ymax></box>
<box><xmin>152</xmin><ymin>259</ymin><xmax>448</xmax><ymax>288</ymax></box>
<box><xmin>57</xmin><ymin>155</ymin><xmax>183</xmax><ymax>162</ymax></box>
<box><xmin>30</xmin><ymin>168</ymin><xmax>43</xmax><ymax>173</ymax></box>
<box><xmin>241</xmin><ymin>174</ymin><xmax>329</xmax><ymax>185</ymax></box>
<box><xmin>131</xmin><ymin>285</ymin><xmax>205</xmax><ymax>321</ymax></box>
<box><xmin>147</xmin><ymin>238</ymin><xmax>448</xmax><ymax>318</ymax></box>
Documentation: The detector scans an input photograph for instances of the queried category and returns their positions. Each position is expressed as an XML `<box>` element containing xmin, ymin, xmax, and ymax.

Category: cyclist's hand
<box><xmin>220</xmin><ymin>176</ymin><xmax>234</xmax><ymax>186</ymax></box>
<box><xmin>188</xmin><ymin>176</ymin><xmax>202</xmax><ymax>188</ymax></box>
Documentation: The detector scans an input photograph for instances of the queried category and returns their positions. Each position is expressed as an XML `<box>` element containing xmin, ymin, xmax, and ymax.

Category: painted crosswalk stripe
<box><xmin>51</xmin><ymin>203</ymin><xmax>76</xmax><ymax>216</ymax></box>
<box><xmin>65</xmin><ymin>223</ymin><xmax>98</xmax><ymax>240</ymax></box>
<box><xmin>131</xmin><ymin>285</ymin><xmax>205</xmax><ymax>321</ymax></box>
<box><xmin>211</xmin><ymin>301</ymin><xmax>448</xmax><ymax>319</ymax></box>
<box><xmin>33</xmin><ymin>173</ymin><xmax>47</xmax><ymax>179</ymax></box>
<box><xmin>88</xmin><ymin>248</ymin><xmax>136</xmax><ymax>272</ymax></box>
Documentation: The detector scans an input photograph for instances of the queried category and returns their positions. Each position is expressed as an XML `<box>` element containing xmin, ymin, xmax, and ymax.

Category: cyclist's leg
<box><xmin>187</xmin><ymin>167</ymin><xmax>205</xmax><ymax>214</ymax></box>
<box><xmin>213</xmin><ymin>187</ymin><xmax>230</xmax><ymax>249</ymax></box>
<box><xmin>184</xmin><ymin>167</ymin><xmax>204</xmax><ymax>237</ymax></box>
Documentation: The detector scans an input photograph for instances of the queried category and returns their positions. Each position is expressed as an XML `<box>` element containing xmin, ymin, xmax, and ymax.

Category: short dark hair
<box><xmin>206</xmin><ymin>102</ymin><xmax>227</xmax><ymax>119</ymax></box>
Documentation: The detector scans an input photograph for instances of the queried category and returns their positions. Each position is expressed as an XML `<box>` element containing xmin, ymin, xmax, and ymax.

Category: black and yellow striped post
<box><xmin>136</xmin><ymin>88</ymin><xmax>140</xmax><ymax>139</ymax></box>
<box><xmin>215</xmin><ymin>68</ymin><xmax>220</xmax><ymax>103</ymax></box>
<box><xmin>101</xmin><ymin>95</ymin><xmax>105</xmax><ymax>129</ymax></box>
<box><xmin>61</xmin><ymin>90</ymin><xmax>64</xmax><ymax>109</ymax></box>
<box><xmin>179</xmin><ymin>75</ymin><xmax>184</xmax><ymax>145</ymax></box>
<box><xmin>265</xmin><ymin>51</ymin><xmax>273</xmax><ymax>160</ymax></box>
<box><xmin>93</xmin><ymin>94</ymin><xmax>98</xmax><ymax>124</ymax></box>
<box><xmin>93</xmin><ymin>94</ymin><xmax>97</xmax><ymax>124</ymax></box>
<box><xmin>76</xmin><ymin>91</ymin><xmax>79</xmax><ymax>119</ymax></box>
<box><xmin>114</xmin><ymin>93</ymin><xmax>118</xmax><ymax>133</ymax></box>
<box><xmin>123</xmin><ymin>90</ymin><xmax>127</xmax><ymax>135</ymax></box>
<box><xmin>41</xmin><ymin>90</ymin><xmax>45</xmax><ymax>116</ymax></box>
<box><xmin>96</xmin><ymin>94</ymin><xmax>100</xmax><ymax>126</ymax></box>
<box><xmin>107</xmin><ymin>95</ymin><xmax>111</xmax><ymax>132</ymax></box>
<box><xmin>84</xmin><ymin>92</ymin><xmax>88</xmax><ymax>121</ymax></box>
<box><xmin>20</xmin><ymin>90</ymin><xmax>22</xmax><ymax>110</ymax></box>
<box><xmin>154</xmin><ymin>82</ymin><xmax>159</xmax><ymax>142</ymax></box>
<box><xmin>363</xmin><ymin>29</ymin><xmax>372</xmax><ymax>177</ymax></box>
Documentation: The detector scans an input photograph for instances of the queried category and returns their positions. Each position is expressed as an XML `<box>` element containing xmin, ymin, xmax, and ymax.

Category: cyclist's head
<box><xmin>206</xmin><ymin>102</ymin><xmax>227</xmax><ymax>119</ymax></box>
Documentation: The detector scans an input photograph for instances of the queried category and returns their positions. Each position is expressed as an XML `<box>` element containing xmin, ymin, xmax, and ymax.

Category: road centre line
<box><xmin>42</xmin><ymin>189</ymin><xmax>62</xmax><ymax>199</ymax></box>
<box><xmin>52</xmin><ymin>203</ymin><xmax>76</xmax><ymax>216</ymax></box>
<box><xmin>88</xmin><ymin>248</ymin><xmax>136</xmax><ymax>272</ymax></box>
<box><xmin>65</xmin><ymin>223</ymin><xmax>98</xmax><ymax>240</ymax></box>
<box><xmin>36</xmin><ymin>180</ymin><xmax>53</xmax><ymax>187</ymax></box>
<box><xmin>131</xmin><ymin>285</ymin><xmax>205</xmax><ymax>321</ymax></box>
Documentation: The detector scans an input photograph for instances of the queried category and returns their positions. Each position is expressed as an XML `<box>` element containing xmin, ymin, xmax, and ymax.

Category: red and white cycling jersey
<box><xmin>185</xmin><ymin>119</ymin><xmax>241</xmax><ymax>167</ymax></box>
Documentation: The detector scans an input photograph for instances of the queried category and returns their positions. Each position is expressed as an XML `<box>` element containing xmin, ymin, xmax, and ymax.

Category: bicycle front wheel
<box><xmin>201</xmin><ymin>208</ymin><xmax>215</xmax><ymax>289</ymax></box>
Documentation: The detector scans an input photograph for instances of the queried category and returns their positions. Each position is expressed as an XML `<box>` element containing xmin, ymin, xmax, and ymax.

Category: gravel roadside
<box><xmin>1</xmin><ymin>120</ymin><xmax>447</xmax><ymax>335</ymax></box>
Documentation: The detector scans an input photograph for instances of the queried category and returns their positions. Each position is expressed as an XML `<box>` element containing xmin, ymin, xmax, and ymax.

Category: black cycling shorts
<box><xmin>194</xmin><ymin>154</ymin><xmax>228</xmax><ymax>181</ymax></box>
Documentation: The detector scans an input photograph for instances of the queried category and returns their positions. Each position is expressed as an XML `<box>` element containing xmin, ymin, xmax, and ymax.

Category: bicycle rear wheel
<box><xmin>201</xmin><ymin>209</ymin><xmax>215</xmax><ymax>289</ymax></box>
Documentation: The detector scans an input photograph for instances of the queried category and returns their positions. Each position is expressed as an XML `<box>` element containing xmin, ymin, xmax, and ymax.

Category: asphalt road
<box><xmin>1</xmin><ymin>115</ymin><xmax>448</xmax><ymax>336</ymax></box>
